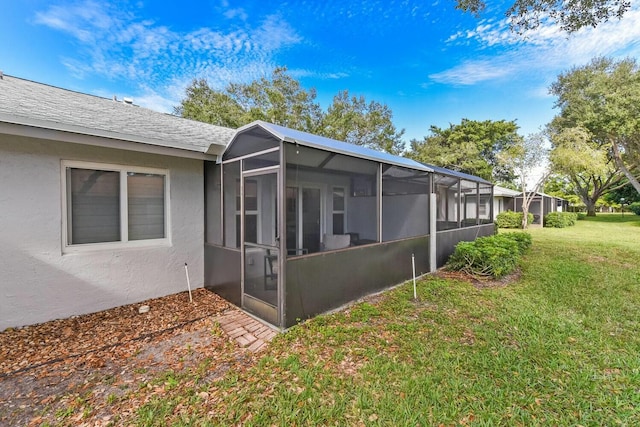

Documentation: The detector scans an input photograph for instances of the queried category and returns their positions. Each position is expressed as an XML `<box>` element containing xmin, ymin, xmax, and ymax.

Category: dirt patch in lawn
<box><xmin>434</xmin><ymin>268</ymin><xmax>522</xmax><ymax>289</ymax></box>
<box><xmin>0</xmin><ymin>289</ymin><xmax>259</xmax><ymax>426</ymax></box>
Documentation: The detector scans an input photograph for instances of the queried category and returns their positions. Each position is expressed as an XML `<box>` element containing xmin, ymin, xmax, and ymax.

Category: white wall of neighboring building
<box><xmin>0</xmin><ymin>135</ymin><xmax>205</xmax><ymax>329</ymax></box>
<box><xmin>493</xmin><ymin>197</ymin><xmax>504</xmax><ymax>220</ymax></box>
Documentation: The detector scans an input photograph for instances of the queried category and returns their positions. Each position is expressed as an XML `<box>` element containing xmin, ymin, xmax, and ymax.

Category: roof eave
<box><xmin>0</xmin><ymin>118</ymin><xmax>220</xmax><ymax>161</ymax></box>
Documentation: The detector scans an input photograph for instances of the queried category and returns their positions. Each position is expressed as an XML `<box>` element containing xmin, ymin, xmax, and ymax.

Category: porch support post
<box><xmin>377</xmin><ymin>163</ymin><xmax>382</xmax><ymax>242</ymax></box>
<box><xmin>430</xmin><ymin>192</ymin><xmax>437</xmax><ymax>273</ymax></box>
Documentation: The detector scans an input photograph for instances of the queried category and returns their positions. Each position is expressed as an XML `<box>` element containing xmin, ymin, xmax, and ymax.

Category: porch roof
<box><xmin>227</xmin><ymin>120</ymin><xmax>433</xmax><ymax>172</ymax></box>
<box><xmin>422</xmin><ymin>163</ymin><xmax>493</xmax><ymax>185</ymax></box>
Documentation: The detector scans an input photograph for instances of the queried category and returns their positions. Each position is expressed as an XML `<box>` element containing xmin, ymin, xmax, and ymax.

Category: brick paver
<box><xmin>216</xmin><ymin>309</ymin><xmax>279</xmax><ymax>353</ymax></box>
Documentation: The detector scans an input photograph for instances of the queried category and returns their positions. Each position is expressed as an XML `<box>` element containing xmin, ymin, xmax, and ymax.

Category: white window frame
<box><xmin>61</xmin><ymin>160</ymin><xmax>171</xmax><ymax>253</ymax></box>
<box><xmin>332</xmin><ymin>186</ymin><xmax>347</xmax><ymax>235</ymax></box>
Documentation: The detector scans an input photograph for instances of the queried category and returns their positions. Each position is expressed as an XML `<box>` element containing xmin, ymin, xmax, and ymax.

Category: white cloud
<box><xmin>432</xmin><ymin>6</ymin><xmax>640</xmax><ymax>86</ymax></box>
<box><xmin>224</xmin><ymin>8</ymin><xmax>248</xmax><ymax>21</ymax></box>
<box><xmin>34</xmin><ymin>0</ymin><xmax>303</xmax><ymax>112</ymax></box>
<box><xmin>429</xmin><ymin>58</ymin><xmax>515</xmax><ymax>85</ymax></box>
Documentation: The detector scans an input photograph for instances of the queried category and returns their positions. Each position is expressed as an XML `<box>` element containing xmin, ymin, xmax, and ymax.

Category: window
<box><xmin>63</xmin><ymin>161</ymin><xmax>168</xmax><ymax>250</ymax></box>
<box><xmin>332</xmin><ymin>187</ymin><xmax>345</xmax><ymax>235</ymax></box>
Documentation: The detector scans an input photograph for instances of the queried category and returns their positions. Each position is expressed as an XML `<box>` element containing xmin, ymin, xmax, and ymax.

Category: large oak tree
<box><xmin>549</xmin><ymin>57</ymin><xmax>640</xmax><ymax>198</ymax></box>
<box><xmin>549</xmin><ymin>126</ymin><xmax>626</xmax><ymax>216</ymax></box>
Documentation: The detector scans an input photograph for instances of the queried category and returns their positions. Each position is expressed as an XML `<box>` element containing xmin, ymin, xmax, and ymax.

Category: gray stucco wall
<box><xmin>0</xmin><ymin>135</ymin><xmax>205</xmax><ymax>329</ymax></box>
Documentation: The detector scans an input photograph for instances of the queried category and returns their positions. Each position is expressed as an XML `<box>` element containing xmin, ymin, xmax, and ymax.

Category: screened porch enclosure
<box><xmin>204</xmin><ymin>121</ymin><xmax>495</xmax><ymax>328</ymax></box>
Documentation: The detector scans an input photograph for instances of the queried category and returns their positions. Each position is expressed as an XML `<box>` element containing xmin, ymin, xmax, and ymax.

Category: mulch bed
<box><xmin>434</xmin><ymin>268</ymin><xmax>522</xmax><ymax>289</ymax></box>
<box><xmin>0</xmin><ymin>289</ymin><xmax>255</xmax><ymax>426</ymax></box>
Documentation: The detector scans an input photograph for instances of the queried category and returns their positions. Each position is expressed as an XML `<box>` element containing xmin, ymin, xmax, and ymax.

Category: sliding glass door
<box><xmin>286</xmin><ymin>186</ymin><xmax>322</xmax><ymax>256</ymax></box>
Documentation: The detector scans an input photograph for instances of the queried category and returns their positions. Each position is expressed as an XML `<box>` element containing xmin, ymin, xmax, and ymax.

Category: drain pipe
<box><xmin>430</xmin><ymin>193</ymin><xmax>437</xmax><ymax>273</ymax></box>
<box><xmin>184</xmin><ymin>263</ymin><xmax>193</xmax><ymax>303</ymax></box>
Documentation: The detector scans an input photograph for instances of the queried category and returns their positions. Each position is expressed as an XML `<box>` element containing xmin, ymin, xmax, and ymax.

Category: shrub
<box><xmin>501</xmin><ymin>232</ymin><xmax>532</xmax><ymax>254</ymax></box>
<box><xmin>627</xmin><ymin>202</ymin><xmax>640</xmax><ymax>215</ymax></box>
<box><xmin>544</xmin><ymin>212</ymin><xmax>578</xmax><ymax>228</ymax></box>
<box><xmin>577</xmin><ymin>212</ymin><xmax>587</xmax><ymax>220</ymax></box>
<box><xmin>447</xmin><ymin>232</ymin><xmax>531</xmax><ymax>278</ymax></box>
<box><xmin>495</xmin><ymin>211</ymin><xmax>534</xmax><ymax>229</ymax></box>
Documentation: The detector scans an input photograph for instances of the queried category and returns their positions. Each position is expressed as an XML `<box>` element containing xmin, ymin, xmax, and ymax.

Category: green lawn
<box><xmin>139</xmin><ymin>214</ymin><xmax>640</xmax><ymax>426</ymax></box>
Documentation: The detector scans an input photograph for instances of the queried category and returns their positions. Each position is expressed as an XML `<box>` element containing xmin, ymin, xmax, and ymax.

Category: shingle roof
<box><xmin>0</xmin><ymin>74</ymin><xmax>234</xmax><ymax>155</ymax></box>
<box><xmin>493</xmin><ymin>185</ymin><xmax>520</xmax><ymax>197</ymax></box>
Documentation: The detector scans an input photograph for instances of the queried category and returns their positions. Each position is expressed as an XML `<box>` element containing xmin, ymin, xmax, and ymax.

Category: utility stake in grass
<box><xmin>184</xmin><ymin>263</ymin><xmax>193</xmax><ymax>303</ymax></box>
<box><xmin>412</xmin><ymin>253</ymin><xmax>417</xmax><ymax>300</ymax></box>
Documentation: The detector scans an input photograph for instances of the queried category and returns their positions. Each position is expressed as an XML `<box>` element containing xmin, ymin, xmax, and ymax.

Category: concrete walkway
<box><xmin>216</xmin><ymin>310</ymin><xmax>279</xmax><ymax>353</ymax></box>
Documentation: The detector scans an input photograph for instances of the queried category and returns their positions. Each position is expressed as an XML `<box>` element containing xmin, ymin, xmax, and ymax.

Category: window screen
<box><xmin>127</xmin><ymin>173</ymin><xmax>165</xmax><ymax>240</ymax></box>
<box><xmin>65</xmin><ymin>164</ymin><xmax>167</xmax><ymax>246</ymax></box>
<box><xmin>68</xmin><ymin>168</ymin><xmax>120</xmax><ymax>244</ymax></box>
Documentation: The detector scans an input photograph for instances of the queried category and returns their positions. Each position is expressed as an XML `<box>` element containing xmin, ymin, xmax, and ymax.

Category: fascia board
<box><xmin>0</xmin><ymin>120</ymin><xmax>218</xmax><ymax>161</ymax></box>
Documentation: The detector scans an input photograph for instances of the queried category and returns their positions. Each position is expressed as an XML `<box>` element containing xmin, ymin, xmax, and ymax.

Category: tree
<box><xmin>603</xmin><ymin>183</ymin><xmax>640</xmax><ymax>205</ymax></box>
<box><xmin>455</xmin><ymin>0</ymin><xmax>631</xmax><ymax>33</ymax></box>
<box><xmin>175</xmin><ymin>68</ymin><xmax>406</xmax><ymax>154</ymax></box>
<box><xmin>408</xmin><ymin>119</ymin><xmax>519</xmax><ymax>184</ymax></box>
<box><xmin>549</xmin><ymin>126</ymin><xmax>626</xmax><ymax>216</ymax></box>
<box><xmin>550</xmin><ymin>57</ymin><xmax>640</xmax><ymax>196</ymax></box>
<box><xmin>320</xmin><ymin>90</ymin><xmax>405</xmax><ymax>155</ymax></box>
<box><xmin>174</xmin><ymin>79</ymin><xmax>246</xmax><ymax>128</ymax></box>
<box><xmin>499</xmin><ymin>133</ymin><xmax>550</xmax><ymax>228</ymax></box>
<box><xmin>543</xmin><ymin>174</ymin><xmax>583</xmax><ymax>209</ymax></box>
<box><xmin>175</xmin><ymin>67</ymin><xmax>323</xmax><ymax>133</ymax></box>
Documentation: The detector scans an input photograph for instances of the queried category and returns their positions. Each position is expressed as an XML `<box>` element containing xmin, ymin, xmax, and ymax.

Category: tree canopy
<box><xmin>322</xmin><ymin>90</ymin><xmax>405</xmax><ymax>155</ymax></box>
<box><xmin>499</xmin><ymin>132</ymin><xmax>550</xmax><ymax>228</ymax></box>
<box><xmin>549</xmin><ymin>56</ymin><xmax>640</xmax><ymax>197</ymax></box>
<box><xmin>175</xmin><ymin>67</ymin><xmax>323</xmax><ymax>133</ymax></box>
<box><xmin>455</xmin><ymin>0</ymin><xmax>631</xmax><ymax>33</ymax></box>
<box><xmin>408</xmin><ymin>119</ymin><xmax>519</xmax><ymax>184</ymax></box>
<box><xmin>175</xmin><ymin>68</ymin><xmax>404</xmax><ymax>154</ymax></box>
<box><xmin>603</xmin><ymin>183</ymin><xmax>640</xmax><ymax>205</ymax></box>
<box><xmin>548</xmin><ymin>125</ymin><xmax>626</xmax><ymax>215</ymax></box>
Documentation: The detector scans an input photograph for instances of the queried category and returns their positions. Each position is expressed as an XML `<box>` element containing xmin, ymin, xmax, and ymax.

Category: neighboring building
<box><xmin>1</xmin><ymin>75</ymin><xmax>494</xmax><ymax>330</ymax></box>
<box><xmin>493</xmin><ymin>185</ymin><xmax>519</xmax><ymax>219</ymax></box>
<box><xmin>492</xmin><ymin>185</ymin><xmax>568</xmax><ymax>226</ymax></box>
<box><xmin>514</xmin><ymin>192</ymin><xmax>568</xmax><ymax>226</ymax></box>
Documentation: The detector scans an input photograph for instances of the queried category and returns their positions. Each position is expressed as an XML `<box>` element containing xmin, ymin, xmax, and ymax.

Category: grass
<box><xmin>131</xmin><ymin>214</ymin><xmax>640</xmax><ymax>426</ymax></box>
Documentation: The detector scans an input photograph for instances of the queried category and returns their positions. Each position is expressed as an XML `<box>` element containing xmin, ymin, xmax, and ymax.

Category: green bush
<box><xmin>544</xmin><ymin>212</ymin><xmax>578</xmax><ymax>228</ymax></box>
<box><xmin>495</xmin><ymin>211</ymin><xmax>534</xmax><ymax>229</ymax></box>
<box><xmin>627</xmin><ymin>202</ymin><xmax>640</xmax><ymax>215</ymax></box>
<box><xmin>501</xmin><ymin>232</ymin><xmax>532</xmax><ymax>254</ymax></box>
<box><xmin>447</xmin><ymin>232</ymin><xmax>531</xmax><ymax>278</ymax></box>
<box><xmin>577</xmin><ymin>212</ymin><xmax>587</xmax><ymax>220</ymax></box>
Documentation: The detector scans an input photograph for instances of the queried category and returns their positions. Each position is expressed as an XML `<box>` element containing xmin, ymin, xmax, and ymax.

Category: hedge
<box><xmin>628</xmin><ymin>202</ymin><xmax>640</xmax><ymax>215</ymax></box>
<box><xmin>495</xmin><ymin>210</ymin><xmax>534</xmax><ymax>229</ymax></box>
<box><xmin>544</xmin><ymin>212</ymin><xmax>578</xmax><ymax>228</ymax></box>
<box><xmin>446</xmin><ymin>232</ymin><xmax>532</xmax><ymax>278</ymax></box>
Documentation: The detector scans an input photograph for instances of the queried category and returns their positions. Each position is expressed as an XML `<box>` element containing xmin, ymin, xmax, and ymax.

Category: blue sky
<box><xmin>3</xmin><ymin>0</ymin><xmax>640</xmax><ymax>144</ymax></box>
